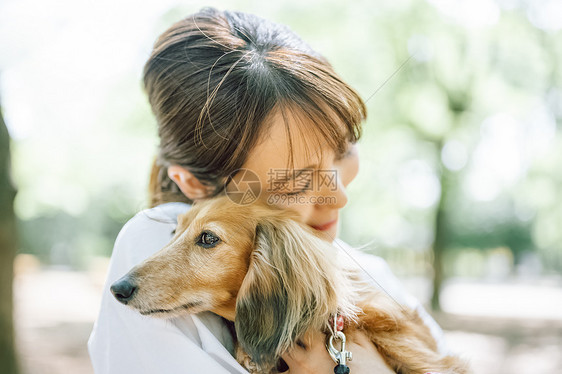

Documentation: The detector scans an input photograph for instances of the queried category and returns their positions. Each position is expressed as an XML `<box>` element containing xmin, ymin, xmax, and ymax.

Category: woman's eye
<box><xmin>196</xmin><ymin>231</ymin><xmax>220</xmax><ymax>248</ymax></box>
<box><xmin>286</xmin><ymin>188</ymin><xmax>307</xmax><ymax>196</ymax></box>
<box><xmin>286</xmin><ymin>190</ymin><xmax>304</xmax><ymax>196</ymax></box>
<box><xmin>286</xmin><ymin>178</ymin><xmax>311</xmax><ymax>196</ymax></box>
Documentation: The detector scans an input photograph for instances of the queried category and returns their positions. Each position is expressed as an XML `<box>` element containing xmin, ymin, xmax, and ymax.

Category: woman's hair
<box><xmin>144</xmin><ymin>7</ymin><xmax>366</xmax><ymax>207</ymax></box>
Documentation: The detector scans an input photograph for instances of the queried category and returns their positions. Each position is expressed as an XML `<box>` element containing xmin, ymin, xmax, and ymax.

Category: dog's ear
<box><xmin>234</xmin><ymin>216</ymin><xmax>354</xmax><ymax>370</ymax></box>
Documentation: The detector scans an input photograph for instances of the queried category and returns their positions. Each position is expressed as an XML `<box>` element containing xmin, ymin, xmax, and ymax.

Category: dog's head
<box><xmin>111</xmin><ymin>195</ymin><xmax>357</xmax><ymax>369</ymax></box>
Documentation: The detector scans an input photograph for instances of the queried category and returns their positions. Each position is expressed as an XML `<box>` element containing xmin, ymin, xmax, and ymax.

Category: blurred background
<box><xmin>1</xmin><ymin>0</ymin><xmax>561</xmax><ymax>373</ymax></box>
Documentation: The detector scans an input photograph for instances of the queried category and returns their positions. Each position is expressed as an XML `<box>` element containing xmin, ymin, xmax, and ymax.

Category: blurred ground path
<box><xmin>12</xmin><ymin>255</ymin><xmax>562</xmax><ymax>374</ymax></box>
<box><xmin>407</xmin><ymin>276</ymin><xmax>562</xmax><ymax>374</ymax></box>
<box><xmin>13</xmin><ymin>255</ymin><xmax>107</xmax><ymax>374</ymax></box>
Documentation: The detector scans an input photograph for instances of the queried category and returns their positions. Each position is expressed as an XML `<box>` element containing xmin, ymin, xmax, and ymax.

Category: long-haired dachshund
<box><xmin>110</xmin><ymin>195</ymin><xmax>469</xmax><ymax>373</ymax></box>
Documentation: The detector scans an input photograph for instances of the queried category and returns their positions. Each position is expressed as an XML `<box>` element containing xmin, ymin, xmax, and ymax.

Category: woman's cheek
<box><xmin>289</xmin><ymin>202</ymin><xmax>314</xmax><ymax>224</ymax></box>
<box><xmin>264</xmin><ymin>193</ymin><xmax>314</xmax><ymax>222</ymax></box>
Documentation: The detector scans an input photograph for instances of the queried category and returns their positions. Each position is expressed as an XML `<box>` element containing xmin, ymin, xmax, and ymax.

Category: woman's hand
<box><xmin>281</xmin><ymin>329</ymin><xmax>394</xmax><ymax>374</ymax></box>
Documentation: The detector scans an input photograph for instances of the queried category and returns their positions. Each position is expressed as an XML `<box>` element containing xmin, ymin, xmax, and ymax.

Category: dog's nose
<box><xmin>110</xmin><ymin>276</ymin><xmax>137</xmax><ymax>304</ymax></box>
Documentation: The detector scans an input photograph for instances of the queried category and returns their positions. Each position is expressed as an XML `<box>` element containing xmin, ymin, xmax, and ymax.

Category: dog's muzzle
<box><xmin>110</xmin><ymin>275</ymin><xmax>138</xmax><ymax>305</ymax></box>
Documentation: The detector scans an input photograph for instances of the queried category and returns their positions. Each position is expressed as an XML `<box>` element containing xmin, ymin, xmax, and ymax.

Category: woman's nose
<box><xmin>317</xmin><ymin>170</ymin><xmax>348</xmax><ymax>209</ymax></box>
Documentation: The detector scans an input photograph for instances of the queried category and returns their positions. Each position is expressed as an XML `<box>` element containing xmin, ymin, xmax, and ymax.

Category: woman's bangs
<box><xmin>275</xmin><ymin>98</ymin><xmax>354</xmax><ymax>172</ymax></box>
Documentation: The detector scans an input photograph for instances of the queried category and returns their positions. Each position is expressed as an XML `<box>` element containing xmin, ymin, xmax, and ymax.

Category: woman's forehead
<box><xmin>244</xmin><ymin>108</ymin><xmax>335</xmax><ymax>176</ymax></box>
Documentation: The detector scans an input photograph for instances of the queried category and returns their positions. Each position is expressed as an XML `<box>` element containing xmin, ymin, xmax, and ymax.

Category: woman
<box><xmin>88</xmin><ymin>7</ymin><xmax>447</xmax><ymax>373</ymax></box>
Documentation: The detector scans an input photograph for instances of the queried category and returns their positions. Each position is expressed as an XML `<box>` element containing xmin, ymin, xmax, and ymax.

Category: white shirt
<box><xmin>88</xmin><ymin>202</ymin><xmax>447</xmax><ymax>373</ymax></box>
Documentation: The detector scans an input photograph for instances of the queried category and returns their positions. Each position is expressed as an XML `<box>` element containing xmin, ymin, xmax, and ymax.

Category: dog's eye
<box><xmin>196</xmin><ymin>231</ymin><xmax>220</xmax><ymax>248</ymax></box>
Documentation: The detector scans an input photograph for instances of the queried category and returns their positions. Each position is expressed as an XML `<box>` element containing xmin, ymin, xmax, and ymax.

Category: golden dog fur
<box><xmin>112</xmin><ymin>196</ymin><xmax>469</xmax><ymax>373</ymax></box>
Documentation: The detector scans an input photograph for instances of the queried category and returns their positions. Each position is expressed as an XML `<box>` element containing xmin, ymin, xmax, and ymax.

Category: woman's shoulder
<box><xmin>119</xmin><ymin>201</ymin><xmax>191</xmax><ymax>238</ymax></box>
<box><xmin>333</xmin><ymin>238</ymin><xmax>413</xmax><ymax>305</ymax></box>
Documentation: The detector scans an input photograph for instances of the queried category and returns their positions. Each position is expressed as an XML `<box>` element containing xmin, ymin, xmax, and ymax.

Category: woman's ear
<box><xmin>168</xmin><ymin>165</ymin><xmax>210</xmax><ymax>200</ymax></box>
<box><xmin>234</xmin><ymin>216</ymin><xmax>350</xmax><ymax>371</ymax></box>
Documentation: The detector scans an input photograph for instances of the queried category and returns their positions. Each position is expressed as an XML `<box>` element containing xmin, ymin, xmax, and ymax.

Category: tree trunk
<box><xmin>431</xmin><ymin>140</ymin><xmax>449</xmax><ymax>311</ymax></box>
<box><xmin>431</xmin><ymin>188</ymin><xmax>445</xmax><ymax>311</ymax></box>
<box><xmin>0</xmin><ymin>101</ymin><xmax>19</xmax><ymax>373</ymax></box>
